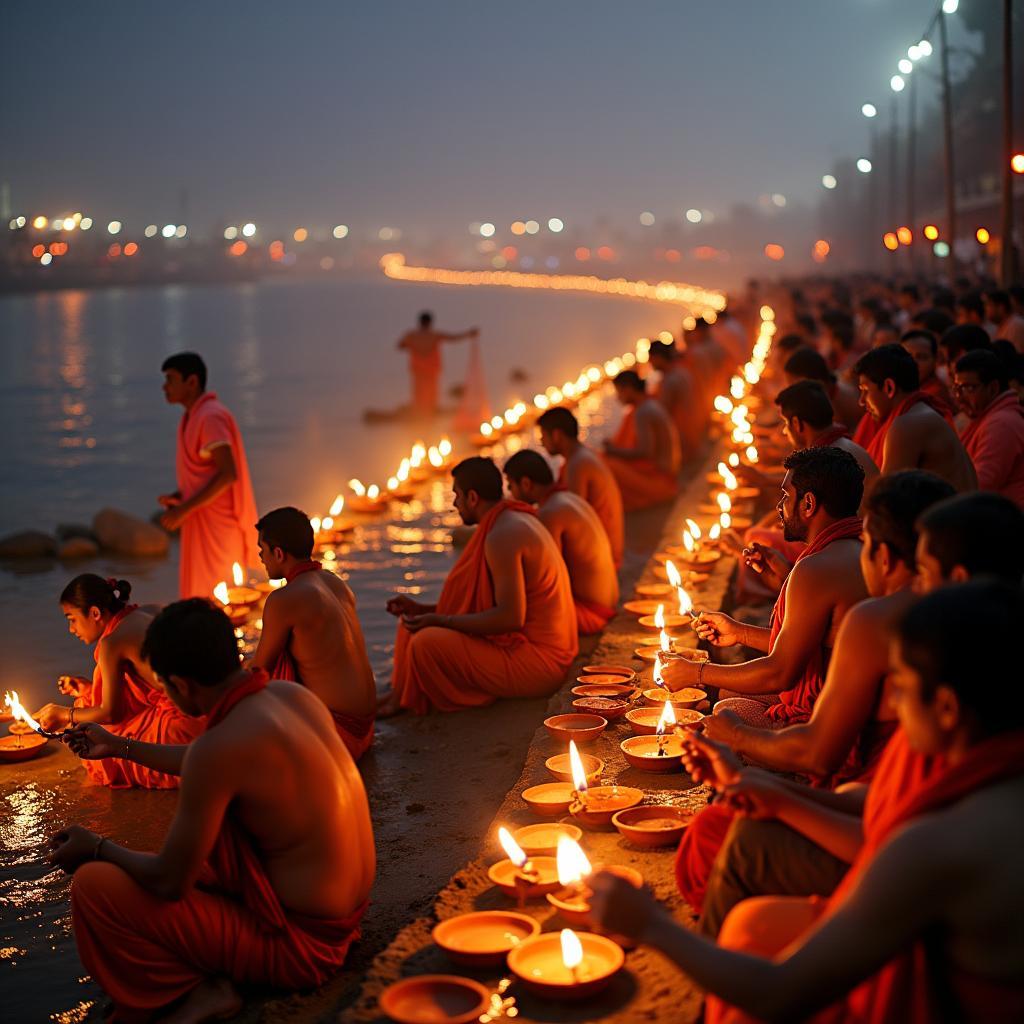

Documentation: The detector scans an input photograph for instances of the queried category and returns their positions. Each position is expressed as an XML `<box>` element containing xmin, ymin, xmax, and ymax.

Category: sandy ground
<box><xmin>1</xmin><ymin>446</ymin><xmax>739</xmax><ymax>1024</ymax></box>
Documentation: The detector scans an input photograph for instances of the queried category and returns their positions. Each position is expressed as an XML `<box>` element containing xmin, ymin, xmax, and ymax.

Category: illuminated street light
<box><xmin>821</xmin><ymin>174</ymin><xmax>837</xmax><ymax>189</ymax></box>
<box><xmin>862</xmin><ymin>103</ymin><xmax>877</xmax><ymax>118</ymax></box>
<box><xmin>161</xmin><ymin>224</ymin><xmax>176</xmax><ymax>238</ymax></box>
<box><xmin>908</xmin><ymin>45</ymin><xmax>921</xmax><ymax>61</ymax></box>
<box><xmin>1012</xmin><ymin>154</ymin><xmax>1024</xmax><ymax>174</ymax></box>
<box><xmin>639</xmin><ymin>211</ymin><xmax>655</xmax><ymax>226</ymax></box>
<box><xmin>685</xmin><ymin>208</ymin><xmax>702</xmax><ymax>223</ymax></box>
<box><xmin>107</xmin><ymin>220</ymin><xmax>122</xmax><ymax>235</ymax></box>
<box><xmin>942</xmin><ymin>0</ymin><xmax>958</xmax><ymax>14</ymax></box>
<box><xmin>891</xmin><ymin>75</ymin><xmax>905</xmax><ymax>92</ymax></box>
<box><xmin>976</xmin><ymin>227</ymin><xmax>990</xmax><ymax>245</ymax></box>
<box><xmin>924</xmin><ymin>224</ymin><xmax>939</xmax><ymax>240</ymax></box>
<box><xmin>918</xmin><ymin>40</ymin><xmax>933</xmax><ymax>57</ymax></box>
<box><xmin>333</xmin><ymin>224</ymin><xmax>349</xmax><ymax>238</ymax></box>
<box><xmin>241</xmin><ymin>222</ymin><xmax>256</xmax><ymax>237</ymax></box>
<box><xmin>898</xmin><ymin>58</ymin><xmax>913</xmax><ymax>75</ymax></box>
<box><xmin>857</xmin><ymin>158</ymin><xmax>873</xmax><ymax>173</ymax></box>
<box><xmin>547</xmin><ymin>217</ymin><xmax>564</xmax><ymax>232</ymax></box>
<box><xmin>479</xmin><ymin>222</ymin><xmax>495</xmax><ymax>237</ymax></box>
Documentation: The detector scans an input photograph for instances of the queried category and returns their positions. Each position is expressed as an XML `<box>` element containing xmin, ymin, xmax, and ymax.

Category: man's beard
<box><xmin>781</xmin><ymin>510</ymin><xmax>808</xmax><ymax>543</ymax></box>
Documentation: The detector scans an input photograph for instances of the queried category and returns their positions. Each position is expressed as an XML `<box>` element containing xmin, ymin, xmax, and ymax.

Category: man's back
<box><xmin>636</xmin><ymin>397</ymin><xmax>681</xmax><ymax>474</ymax></box>
<box><xmin>886</xmin><ymin>404</ymin><xmax>977</xmax><ymax>492</ymax></box>
<box><xmin>398</xmin><ymin>327</ymin><xmax>441</xmax><ymax>363</ymax></box>
<box><xmin>790</xmin><ymin>538</ymin><xmax>868</xmax><ymax>652</ymax></box>
<box><xmin>194</xmin><ymin>681</ymin><xmax>374</xmax><ymax>918</ymax></box>
<box><xmin>539</xmin><ymin>491</ymin><xmax>618</xmax><ymax>608</ymax></box>
<box><xmin>565</xmin><ymin>444</ymin><xmax>625</xmax><ymax>564</ymax></box>
<box><xmin>834</xmin><ymin>436</ymin><xmax>879</xmax><ymax>489</ymax></box>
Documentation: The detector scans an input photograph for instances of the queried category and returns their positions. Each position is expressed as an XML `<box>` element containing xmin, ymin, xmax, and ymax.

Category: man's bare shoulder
<box><xmin>795</xmin><ymin>537</ymin><xmax>862</xmax><ymax>582</ymax></box>
<box><xmin>489</xmin><ymin>510</ymin><xmax>538</xmax><ymax>545</ymax></box>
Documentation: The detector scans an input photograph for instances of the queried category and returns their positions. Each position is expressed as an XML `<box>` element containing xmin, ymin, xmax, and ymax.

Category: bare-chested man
<box><xmin>503</xmin><ymin>449</ymin><xmax>619</xmax><ymax>635</ymax></box>
<box><xmin>379</xmin><ymin>457</ymin><xmax>577</xmax><ymax>715</ymax></box>
<box><xmin>853</xmin><ymin>343</ymin><xmax>976</xmax><ymax>491</ymax></box>
<box><xmin>397</xmin><ymin>310</ymin><xmax>478</xmax><ymax>415</ymax></box>
<box><xmin>249</xmin><ymin>507</ymin><xmax>376</xmax><ymax>760</ymax></box>
<box><xmin>647</xmin><ymin>340</ymin><xmax>701</xmax><ymax>456</ymax></box>
<box><xmin>537</xmin><ymin>405</ymin><xmax>624</xmax><ymax>565</ymax></box>
<box><xmin>602</xmin><ymin>369</ymin><xmax>681</xmax><ymax>510</ymax></box>
<box><xmin>51</xmin><ymin>599</ymin><xmax>374</xmax><ymax>1023</ymax></box>
<box><xmin>782</xmin><ymin>347</ymin><xmax>864</xmax><ymax>433</ymax></box>
<box><xmin>590</xmin><ymin>582</ymin><xmax>1024</xmax><ymax>1023</ymax></box>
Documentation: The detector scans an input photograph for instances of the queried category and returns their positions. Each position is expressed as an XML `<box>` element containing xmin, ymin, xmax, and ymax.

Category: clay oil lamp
<box><xmin>213</xmin><ymin>582</ymin><xmax>252</xmax><ymax>626</ymax></box>
<box><xmin>471</xmin><ymin>421</ymin><xmax>496</xmax><ymax>447</ymax></box>
<box><xmin>626</xmin><ymin>704</ymin><xmax>703</xmax><ymax>735</ymax></box>
<box><xmin>225</xmin><ymin>562</ymin><xmax>262</xmax><ymax>608</ymax></box>
<box><xmin>507</xmin><ymin>927</ymin><xmax>624</xmax><ymax>1001</ymax></box>
<box><xmin>522</xmin><ymin>782</ymin><xmax>576</xmax><ymax>818</ymax></box>
<box><xmin>622</xmin><ymin>598</ymin><xmax>668</xmax><ymax>617</ymax></box>
<box><xmin>571</xmin><ymin>695</ymin><xmax>630</xmax><ymax>721</ymax></box>
<box><xmin>571</xmin><ymin>682</ymin><xmax>637</xmax><ymax>703</ymax></box>
<box><xmin>408</xmin><ymin>442</ymin><xmax>431</xmax><ymax>482</ymax></box>
<box><xmin>432</xmin><ymin>909</ymin><xmax>540</xmax><ymax>969</ymax></box>
<box><xmin>487</xmin><ymin>826</ymin><xmax>560</xmax><ymax>905</ymax></box>
<box><xmin>620</xmin><ymin>702</ymin><xmax>685</xmax><ymax>773</ymax></box>
<box><xmin>641</xmin><ymin>685</ymin><xmax>707</xmax><ymax>711</ymax></box>
<box><xmin>1</xmin><ymin>691</ymin><xmax>53</xmax><ymax>763</ymax></box>
<box><xmin>674</xmin><ymin>529</ymin><xmax>722</xmax><ymax>569</ymax></box>
<box><xmin>612</xmin><ymin>805</ymin><xmax>693</xmax><ymax>848</ymax></box>
<box><xmin>379</xmin><ymin>975</ymin><xmax>491</xmax><ymax>1024</ymax></box>
<box><xmin>311</xmin><ymin>496</ymin><xmax>355</xmax><ymax>546</ymax></box>
<box><xmin>383</xmin><ymin>460</ymin><xmax>416</xmax><ymax>502</ymax></box>
<box><xmin>634</xmin><ymin>581</ymin><xmax>674</xmax><ymax>599</ymax></box>
<box><xmin>512</xmin><ymin>821</ymin><xmax>583</xmax><ymax>858</ymax></box>
<box><xmin>567</xmin><ymin>739</ymin><xmax>643</xmax><ymax>830</ymax></box>
<box><xmin>543</xmin><ymin>713</ymin><xmax>607</xmax><ymax>745</ymax></box>
<box><xmin>346</xmin><ymin>478</ymin><xmax>388</xmax><ymax>513</ymax></box>
<box><xmin>638</xmin><ymin>602</ymin><xmax>691</xmax><ymax>635</ymax></box>
<box><xmin>545</xmin><ymin>745</ymin><xmax>603</xmax><ymax>785</ymax></box>
<box><xmin>635</xmin><ymin>622</ymin><xmax>674</xmax><ymax>663</ymax></box>
<box><xmin>578</xmin><ymin>663</ymin><xmax>638</xmax><ymax>683</ymax></box>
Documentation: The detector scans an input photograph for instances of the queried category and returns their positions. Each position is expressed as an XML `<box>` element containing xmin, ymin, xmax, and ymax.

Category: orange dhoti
<box><xmin>603</xmin><ymin>454</ymin><xmax>678</xmax><ymax>511</ymax></box>
<box><xmin>574</xmin><ymin>598</ymin><xmax>616</xmax><ymax>636</ymax></box>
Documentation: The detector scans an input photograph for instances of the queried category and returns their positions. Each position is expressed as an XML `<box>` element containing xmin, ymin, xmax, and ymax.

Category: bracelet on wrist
<box><xmin>124</xmin><ymin>735</ymin><xmax>131</xmax><ymax>760</ymax></box>
<box><xmin>69</xmin><ymin>706</ymin><xmax>76</xmax><ymax>726</ymax></box>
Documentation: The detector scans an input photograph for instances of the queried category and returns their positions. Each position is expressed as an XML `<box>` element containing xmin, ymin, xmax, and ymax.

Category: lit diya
<box><xmin>379</xmin><ymin>975</ymin><xmax>490</xmax><ymax>1024</ymax></box>
<box><xmin>507</xmin><ymin>928</ymin><xmax>624</xmax><ymax>1001</ymax></box>
<box><xmin>1</xmin><ymin>691</ymin><xmax>55</xmax><ymax>763</ymax></box>
<box><xmin>432</xmin><ymin>910</ymin><xmax>540</xmax><ymax>968</ymax></box>
<box><xmin>522</xmin><ymin>782</ymin><xmax>576</xmax><ymax>818</ymax></box>
<box><xmin>653</xmin><ymin>563</ymin><xmax>709</xmax><ymax>584</ymax></box>
<box><xmin>512</xmin><ymin>822</ymin><xmax>583</xmax><ymax>858</ymax></box>
<box><xmin>638</xmin><ymin>608</ymin><xmax>691</xmax><ymax>633</ymax></box>
<box><xmin>625</xmin><ymin>705</ymin><xmax>703</xmax><ymax>735</ymax></box>
<box><xmin>613</xmin><ymin>805</ymin><xmax>693</xmax><ymax>848</ymax></box>
<box><xmin>622</xmin><ymin>599</ymin><xmax>667</xmax><ymax>616</ymax></box>
<box><xmin>224</xmin><ymin>562</ymin><xmax>262</xmax><ymax>607</ymax></box>
<box><xmin>642</xmin><ymin>686</ymin><xmax>707</xmax><ymax>711</ymax></box>
<box><xmin>212</xmin><ymin>582</ymin><xmax>253</xmax><ymax>626</ymax></box>
<box><xmin>634</xmin><ymin>582</ymin><xmax>674</xmax><ymax>599</ymax></box>
<box><xmin>487</xmin><ymin>826</ymin><xmax>560</xmax><ymax>904</ymax></box>
<box><xmin>546</xmin><ymin>745</ymin><xmax>603</xmax><ymax>785</ymax></box>
<box><xmin>346</xmin><ymin>478</ymin><xmax>388</xmax><ymax>513</ymax></box>
<box><xmin>567</xmin><ymin>741</ymin><xmax>643</xmax><ymax>829</ymax></box>
<box><xmin>620</xmin><ymin>702</ymin><xmax>684</xmax><ymax>772</ymax></box>
<box><xmin>310</xmin><ymin>496</ymin><xmax>355</xmax><ymax>545</ymax></box>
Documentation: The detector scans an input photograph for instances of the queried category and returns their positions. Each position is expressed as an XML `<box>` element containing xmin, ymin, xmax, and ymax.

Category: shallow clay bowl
<box><xmin>507</xmin><ymin>931</ymin><xmax>624</xmax><ymax>1001</ymax></box>
<box><xmin>571</xmin><ymin>682</ymin><xmax>637</xmax><ymax>700</ymax></box>
<box><xmin>8</xmin><ymin>721</ymin><xmax>36</xmax><ymax>736</ymax></box>
<box><xmin>545</xmin><ymin>751</ymin><xmax>604</xmax><ymax>785</ymax></box>
<box><xmin>522</xmin><ymin>782</ymin><xmax>576</xmax><ymax>818</ymax></box>
<box><xmin>613</xmin><ymin>805</ymin><xmax>693</xmax><ymax>848</ymax></box>
<box><xmin>569</xmin><ymin>785</ymin><xmax>644</xmax><ymax>829</ymax></box>
<box><xmin>654</xmin><ymin>564</ymin><xmax>710</xmax><ymax>584</ymax></box>
<box><xmin>487</xmin><ymin>856</ymin><xmax>561</xmax><ymax>899</ymax></box>
<box><xmin>0</xmin><ymin>734</ymin><xmax>48</xmax><ymax>763</ymax></box>
<box><xmin>581</xmin><ymin>663</ymin><xmax>637</xmax><ymax>680</ymax></box>
<box><xmin>638</xmin><ymin>612</ymin><xmax>692</xmax><ymax>632</ymax></box>
<box><xmin>543</xmin><ymin>713</ymin><xmax>607</xmax><ymax>745</ymax></box>
<box><xmin>512</xmin><ymin>822</ymin><xmax>583</xmax><ymax>858</ymax></box>
<box><xmin>225</xmin><ymin>585</ymin><xmax>262</xmax><ymax>607</ymax></box>
<box><xmin>432</xmin><ymin>910</ymin><xmax>541</xmax><ymax>968</ymax></box>
<box><xmin>634</xmin><ymin>582</ymin><xmax>675</xmax><ymax>598</ymax></box>
<box><xmin>620</xmin><ymin>734</ymin><xmax>685</xmax><ymax>773</ymax></box>
<box><xmin>642</xmin><ymin>687</ymin><xmax>707</xmax><ymax>710</ymax></box>
<box><xmin>572</xmin><ymin>697</ymin><xmax>630</xmax><ymax>721</ymax></box>
<box><xmin>546</xmin><ymin>865</ymin><xmax>644</xmax><ymax>927</ymax></box>
<box><xmin>625</xmin><ymin>706</ymin><xmax>704</xmax><ymax>735</ymax></box>
<box><xmin>346</xmin><ymin>495</ymin><xmax>389</xmax><ymax>514</ymax></box>
<box><xmin>622</xmin><ymin>599</ymin><xmax>667</xmax><ymax>616</ymax></box>
<box><xmin>674</xmin><ymin>548</ymin><xmax>722</xmax><ymax>567</ymax></box>
<box><xmin>379</xmin><ymin>974</ymin><xmax>490</xmax><ymax>1024</ymax></box>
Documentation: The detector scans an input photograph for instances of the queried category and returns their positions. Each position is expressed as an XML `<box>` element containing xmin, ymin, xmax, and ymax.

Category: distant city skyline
<box><xmin>2</xmin><ymin>1</ymin><xmax>973</xmax><ymax>236</ymax></box>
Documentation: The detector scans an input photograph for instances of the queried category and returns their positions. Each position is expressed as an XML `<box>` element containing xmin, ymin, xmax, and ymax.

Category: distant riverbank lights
<box><xmin>379</xmin><ymin>253</ymin><xmax>726</xmax><ymax>321</ymax></box>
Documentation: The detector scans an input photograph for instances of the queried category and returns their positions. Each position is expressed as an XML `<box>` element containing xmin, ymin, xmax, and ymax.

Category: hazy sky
<box><xmin>1</xmin><ymin>0</ymin><xmax>950</xmax><ymax>235</ymax></box>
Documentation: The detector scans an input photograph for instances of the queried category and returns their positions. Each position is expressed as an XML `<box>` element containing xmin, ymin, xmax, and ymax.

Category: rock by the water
<box><xmin>0</xmin><ymin>530</ymin><xmax>57</xmax><ymax>558</ymax></box>
<box><xmin>56</xmin><ymin>523</ymin><xmax>97</xmax><ymax>543</ymax></box>
<box><xmin>92</xmin><ymin>508</ymin><xmax>170</xmax><ymax>557</ymax></box>
<box><xmin>58</xmin><ymin>537</ymin><xmax>100</xmax><ymax>560</ymax></box>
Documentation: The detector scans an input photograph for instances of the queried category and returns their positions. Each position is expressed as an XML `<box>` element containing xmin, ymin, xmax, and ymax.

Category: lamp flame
<box><xmin>4</xmin><ymin>690</ymin><xmax>44</xmax><ymax>734</ymax></box>
<box><xmin>717</xmin><ymin>492</ymin><xmax>732</xmax><ymax>514</ymax></box>
<box><xmin>556</xmin><ymin>835</ymin><xmax>592</xmax><ymax>887</ymax></box>
<box><xmin>439</xmin><ymin>437</ymin><xmax>452</xmax><ymax>457</ymax></box>
<box><xmin>428</xmin><ymin>446</ymin><xmax>443</xmax><ymax>468</ymax></box>
<box><xmin>348</xmin><ymin>478</ymin><xmax>366</xmax><ymax>497</ymax></box>
<box><xmin>728</xmin><ymin>452</ymin><xmax>740</xmax><ymax>468</ymax></box>
<box><xmin>568</xmin><ymin>739</ymin><xmax>589</xmax><ymax>797</ymax></box>
<box><xmin>232</xmin><ymin>562</ymin><xmax>244</xmax><ymax>587</ymax></box>
<box><xmin>498</xmin><ymin>826</ymin><xmax>528</xmax><ymax>868</ymax></box>
<box><xmin>745</xmin><ymin>445</ymin><xmax>759</xmax><ymax>463</ymax></box>
<box><xmin>410</xmin><ymin>442</ymin><xmax>426</xmax><ymax>467</ymax></box>
<box><xmin>713</xmin><ymin>395</ymin><xmax>733</xmax><ymax>415</ymax></box>
<box><xmin>328</xmin><ymin>494</ymin><xmax>345</xmax><ymax>516</ymax></box>
<box><xmin>654</xmin><ymin>604</ymin><xmax>665</xmax><ymax>629</ymax></box>
<box><xmin>653</xmin><ymin>651</ymin><xmax>665</xmax><ymax>684</ymax></box>
<box><xmin>656</xmin><ymin>700</ymin><xmax>677</xmax><ymax>736</ymax></box>
<box><xmin>665</xmin><ymin>559</ymin><xmax>682</xmax><ymax>589</ymax></box>
<box><xmin>310</xmin><ymin>516</ymin><xmax>322</xmax><ymax>534</ymax></box>
<box><xmin>709</xmin><ymin>523</ymin><xmax>721</xmax><ymax>541</ymax></box>
<box><xmin>677</xmin><ymin>585</ymin><xmax>693</xmax><ymax>617</ymax></box>
<box><xmin>367</xmin><ymin>484</ymin><xmax>380</xmax><ymax>500</ymax></box>
<box><xmin>720</xmin><ymin>511</ymin><xmax>732</xmax><ymax>530</ymax></box>
<box><xmin>682</xmin><ymin>532</ymin><xmax>695</xmax><ymax>554</ymax></box>
<box><xmin>322</xmin><ymin>516</ymin><xmax>334</xmax><ymax>531</ymax></box>
<box><xmin>561</xmin><ymin>928</ymin><xmax>584</xmax><ymax>972</ymax></box>
<box><xmin>213</xmin><ymin>581</ymin><xmax>230</xmax><ymax>606</ymax></box>
<box><xmin>685</xmin><ymin>518</ymin><xmax>701</xmax><ymax>541</ymax></box>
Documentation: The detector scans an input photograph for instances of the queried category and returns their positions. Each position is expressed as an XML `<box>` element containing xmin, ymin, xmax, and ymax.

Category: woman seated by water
<box><xmin>34</xmin><ymin>574</ymin><xmax>203</xmax><ymax>788</ymax></box>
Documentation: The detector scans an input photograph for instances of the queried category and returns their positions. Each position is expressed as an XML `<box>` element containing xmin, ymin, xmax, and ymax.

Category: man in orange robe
<box><xmin>602</xmin><ymin>370</ymin><xmax>680</xmax><ymax>511</ymax></box>
<box><xmin>396</xmin><ymin>311</ymin><xmax>478</xmax><ymax>415</ymax></box>
<box><xmin>538</xmin><ymin>405</ymin><xmax>625</xmax><ymax>566</ymax></box>
<box><xmin>853</xmin><ymin>343</ymin><xmax>976</xmax><ymax>491</ymax></box>
<box><xmin>504</xmin><ymin>450</ymin><xmax>619</xmax><ymax>635</ymax></box>
<box><xmin>158</xmin><ymin>352</ymin><xmax>259</xmax><ymax>599</ymax></box>
<box><xmin>53</xmin><ymin>598</ymin><xmax>374</xmax><ymax>1022</ymax></box>
<box><xmin>588</xmin><ymin>582</ymin><xmax>1024</xmax><ymax>1024</ymax></box>
<box><xmin>648</xmin><ymin>340</ymin><xmax>703</xmax><ymax>457</ymax></box>
<box><xmin>248</xmin><ymin>507</ymin><xmax>376</xmax><ymax>760</ymax></box>
<box><xmin>379</xmin><ymin>456</ymin><xmax>577</xmax><ymax>715</ymax></box>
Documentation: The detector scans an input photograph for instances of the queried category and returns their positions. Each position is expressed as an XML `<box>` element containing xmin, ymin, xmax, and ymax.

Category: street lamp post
<box><xmin>1001</xmin><ymin>0</ymin><xmax>1015</xmax><ymax>284</ymax></box>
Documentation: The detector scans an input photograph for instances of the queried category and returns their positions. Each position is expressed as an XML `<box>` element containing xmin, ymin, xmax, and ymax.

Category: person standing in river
<box><xmin>397</xmin><ymin>311</ymin><xmax>478</xmax><ymax>415</ymax></box>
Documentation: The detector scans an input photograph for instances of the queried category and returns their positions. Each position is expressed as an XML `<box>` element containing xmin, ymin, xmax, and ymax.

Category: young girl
<box><xmin>34</xmin><ymin>575</ymin><xmax>203</xmax><ymax>788</ymax></box>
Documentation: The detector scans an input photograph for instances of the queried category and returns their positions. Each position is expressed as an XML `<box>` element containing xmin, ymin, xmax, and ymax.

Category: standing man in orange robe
<box><xmin>52</xmin><ymin>599</ymin><xmax>374</xmax><ymax>1022</ymax></box>
<box><xmin>602</xmin><ymin>370</ymin><xmax>680</xmax><ymax>510</ymax></box>
<box><xmin>248</xmin><ymin>507</ymin><xmax>377</xmax><ymax>760</ymax></box>
<box><xmin>158</xmin><ymin>352</ymin><xmax>259</xmax><ymax>599</ymax></box>
<box><xmin>397</xmin><ymin>311</ymin><xmax>478</xmax><ymax>415</ymax></box>
<box><xmin>538</xmin><ymin>406</ymin><xmax>624</xmax><ymax>566</ymax></box>
<box><xmin>504</xmin><ymin>450</ymin><xmax>619</xmax><ymax>635</ymax></box>
<box><xmin>379</xmin><ymin>457</ymin><xmax>577</xmax><ymax>715</ymax></box>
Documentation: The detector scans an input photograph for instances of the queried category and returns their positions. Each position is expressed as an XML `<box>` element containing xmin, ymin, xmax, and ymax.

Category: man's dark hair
<box><xmin>648</xmin><ymin>340</ymin><xmax>676</xmax><ymax>362</ymax></box>
<box><xmin>504</xmin><ymin>449</ymin><xmax>555</xmax><ymax>486</ymax></box>
<box><xmin>956</xmin><ymin>292</ymin><xmax>985</xmax><ymax>320</ymax></box>
<box><xmin>826</xmin><ymin>316</ymin><xmax>855</xmax><ymax>351</ymax></box>
<box><xmin>613</xmin><ymin>369</ymin><xmax>645</xmax><ymax>392</ymax></box>
<box><xmin>783</xmin><ymin>446</ymin><xmax>864</xmax><ymax>519</ymax></box>
<box><xmin>897</xmin><ymin>582</ymin><xmax>1024</xmax><ymax>734</ymax></box>
<box><xmin>863</xmin><ymin>471</ymin><xmax>955</xmax><ymax>568</ymax></box>
<box><xmin>939</xmin><ymin>324</ymin><xmax>992</xmax><ymax>362</ymax></box>
<box><xmin>775</xmin><ymin>381</ymin><xmax>834</xmax><ymax>430</ymax></box>
<box><xmin>853</xmin><ymin>344</ymin><xmax>920</xmax><ymax>393</ymax></box>
<box><xmin>900</xmin><ymin>329</ymin><xmax>938</xmax><ymax>356</ymax></box>
<box><xmin>452</xmin><ymin>456</ymin><xmax>504</xmax><ymax>501</ymax></box>
<box><xmin>986</xmin><ymin>289</ymin><xmax>1011</xmax><ymax>313</ymax></box>
<box><xmin>914</xmin><ymin>308</ymin><xmax>954</xmax><ymax>337</ymax></box>
<box><xmin>918</xmin><ymin>492</ymin><xmax>1024</xmax><ymax>583</ymax></box>
<box><xmin>955</xmin><ymin>349</ymin><xmax>1008</xmax><ymax>390</ymax></box>
<box><xmin>141</xmin><ymin>598</ymin><xmax>240</xmax><ymax>686</ymax></box>
<box><xmin>795</xmin><ymin>313</ymin><xmax>818</xmax><ymax>338</ymax></box>
<box><xmin>1009</xmin><ymin>285</ymin><xmax>1024</xmax><ymax>309</ymax></box>
<box><xmin>776</xmin><ymin>333</ymin><xmax>807</xmax><ymax>354</ymax></box>
<box><xmin>418</xmin><ymin>310</ymin><xmax>433</xmax><ymax>327</ymax></box>
<box><xmin>900</xmin><ymin>283</ymin><xmax>921</xmax><ymax>303</ymax></box>
<box><xmin>161</xmin><ymin>352</ymin><xmax>207</xmax><ymax>391</ymax></box>
<box><xmin>992</xmin><ymin>340</ymin><xmax>1023</xmax><ymax>386</ymax></box>
<box><xmin>784</xmin><ymin>347</ymin><xmax>835</xmax><ymax>385</ymax></box>
<box><xmin>255</xmin><ymin>506</ymin><xmax>314</xmax><ymax>559</ymax></box>
<box><xmin>537</xmin><ymin>406</ymin><xmax>579</xmax><ymax>440</ymax></box>
<box><xmin>931</xmin><ymin>288</ymin><xmax>956</xmax><ymax>313</ymax></box>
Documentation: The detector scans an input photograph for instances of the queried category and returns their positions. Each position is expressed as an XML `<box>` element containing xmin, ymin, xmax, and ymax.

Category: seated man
<box><xmin>782</xmin><ymin>347</ymin><xmax>863</xmax><ymax>433</ymax></box>
<box><xmin>664</xmin><ymin>446</ymin><xmax>867</xmax><ymax>728</ymax></box>
<box><xmin>249</xmin><ymin>507</ymin><xmax>377</xmax><ymax>760</ymax></box>
<box><xmin>901</xmin><ymin>328</ymin><xmax>955</xmax><ymax>417</ymax></box>
<box><xmin>379</xmin><ymin>457</ymin><xmax>577</xmax><ymax>715</ymax></box>
<box><xmin>853</xmin><ymin>343</ymin><xmax>977</xmax><ymax>491</ymax></box>
<box><xmin>589</xmin><ymin>582</ymin><xmax>1024</xmax><ymax>1024</ymax></box>
<box><xmin>504</xmin><ymin>449</ymin><xmax>619</xmax><ymax>635</ymax></box>
<box><xmin>648</xmin><ymin>340</ymin><xmax>702</xmax><ymax>456</ymax></box>
<box><xmin>686</xmin><ymin>471</ymin><xmax>955</xmax><ymax>933</ymax></box>
<box><xmin>538</xmin><ymin>405</ymin><xmax>624</xmax><ymax>565</ymax></box>
<box><xmin>51</xmin><ymin>599</ymin><xmax>374</xmax><ymax>1022</ymax></box>
<box><xmin>954</xmin><ymin>350</ymin><xmax>1024</xmax><ymax>509</ymax></box>
<box><xmin>602</xmin><ymin>369</ymin><xmax>681</xmax><ymax>511</ymax></box>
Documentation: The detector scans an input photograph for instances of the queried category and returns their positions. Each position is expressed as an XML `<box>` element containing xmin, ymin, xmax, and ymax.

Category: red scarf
<box><xmin>205</xmin><ymin>668</ymin><xmax>269</xmax><ymax>730</ymax></box>
<box><xmin>764</xmin><ymin>516</ymin><xmax>862</xmax><ymax>722</ymax></box>
<box><xmin>813</xmin><ymin>423</ymin><xmax>850</xmax><ymax>447</ymax></box>
<box><xmin>960</xmin><ymin>390</ymin><xmax>1024</xmax><ymax>451</ymax></box>
<box><xmin>866</xmin><ymin>392</ymin><xmax>948</xmax><ymax>466</ymax></box>
<box><xmin>284</xmin><ymin>560</ymin><xmax>322</xmax><ymax>583</ymax></box>
<box><xmin>829</xmin><ymin>728</ymin><xmax>1024</xmax><ymax>1022</ymax></box>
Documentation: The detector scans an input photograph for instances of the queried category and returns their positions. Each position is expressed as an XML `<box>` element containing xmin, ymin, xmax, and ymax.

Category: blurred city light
<box><xmin>897</xmin><ymin>59</ymin><xmax>913</xmax><ymax>75</ymax></box>
<box><xmin>107</xmin><ymin>220</ymin><xmax>121</xmax><ymax>235</ymax></box>
<box><xmin>918</xmin><ymin>40</ymin><xmax>933</xmax><ymax>57</ymax></box>
<box><xmin>293</xmin><ymin>227</ymin><xmax>308</xmax><ymax>242</ymax></box>
<box><xmin>639</xmin><ymin>211</ymin><xmax>655</xmax><ymax>226</ymax></box>
<box><xmin>479</xmin><ymin>222</ymin><xmax>495</xmax><ymax>237</ymax></box>
<box><xmin>525</xmin><ymin>220</ymin><xmax>540</xmax><ymax>234</ymax></box>
<box><xmin>685</xmin><ymin>209</ymin><xmax>702</xmax><ymax>223</ymax></box>
<box><xmin>890</xmin><ymin>75</ymin><xmax>905</xmax><ymax>93</ymax></box>
<box><xmin>923</xmin><ymin>224</ymin><xmax>939</xmax><ymax>240</ymax></box>
<box><xmin>861</xmin><ymin>103</ymin><xmax>877</xmax><ymax>118</ymax></box>
<box><xmin>547</xmin><ymin>217</ymin><xmax>564</xmax><ymax>233</ymax></box>
<box><xmin>241</xmin><ymin>222</ymin><xmax>256</xmax><ymax>237</ymax></box>
<box><xmin>976</xmin><ymin>227</ymin><xmax>990</xmax><ymax>244</ymax></box>
<box><xmin>224</xmin><ymin>226</ymin><xmax>238</xmax><ymax>239</ymax></box>
<box><xmin>883</xmin><ymin>232</ymin><xmax>899</xmax><ymax>250</ymax></box>
<box><xmin>933</xmin><ymin>241</ymin><xmax>950</xmax><ymax>257</ymax></box>
<box><xmin>161</xmin><ymin>224</ymin><xmax>176</xmax><ymax>238</ymax></box>
<box><xmin>857</xmin><ymin>158</ymin><xmax>873</xmax><ymax>173</ymax></box>
<box><xmin>822</xmin><ymin>174</ymin><xmax>837</xmax><ymax>189</ymax></box>
<box><xmin>942</xmin><ymin>0</ymin><xmax>958</xmax><ymax>14</ymax></box>
<box><xmin>145</xmin><ymin>224</ymin><xmax>158</xmax><ymax>237</ymax></box>
<box><xmin>896</xmin><ymin>226</ymin><xmax>913</xmax><ymax>245</ymax></box>
<box><xmin>333</xmin><ymin>224</ymin><xmax>349</xmax><ymax>238</ymax></box>
<box><xmin>1012</xmin><ymin>154</ymin><xmax>1024</xmax><ymax>174</ymax></box>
